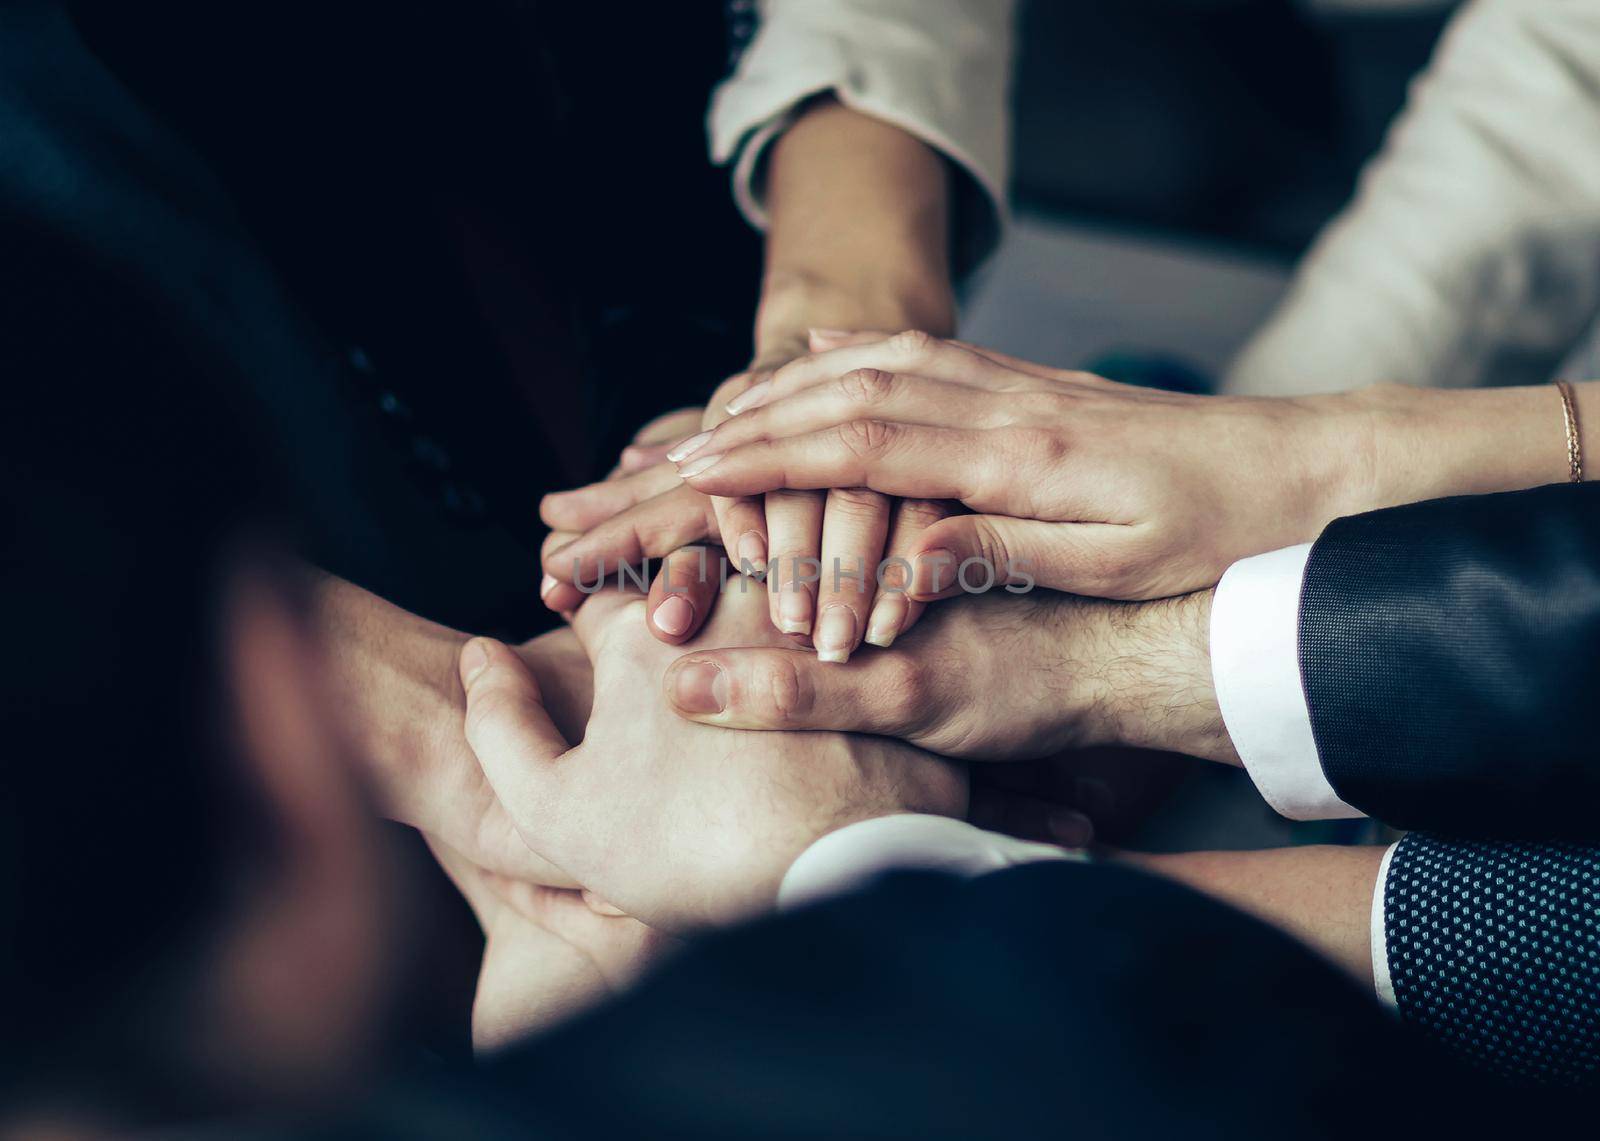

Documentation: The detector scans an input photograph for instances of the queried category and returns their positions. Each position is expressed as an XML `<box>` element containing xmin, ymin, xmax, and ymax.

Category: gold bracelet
<box><xmin>1557</xmin><ymin>380</ymin><xmax>1584</xmax><ymax>483</ymax></box>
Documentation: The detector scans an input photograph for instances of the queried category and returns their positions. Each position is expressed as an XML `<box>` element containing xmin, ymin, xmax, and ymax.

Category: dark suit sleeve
<box><xmin>1383</xmin><ymin>833</ymin><xmax>1600</xmax><ymax>1085</ymax></box>
<box><xmin>1299</xmin><ymin>482</ymin><xmax>1600</xmax><ymax>840</ymax></box>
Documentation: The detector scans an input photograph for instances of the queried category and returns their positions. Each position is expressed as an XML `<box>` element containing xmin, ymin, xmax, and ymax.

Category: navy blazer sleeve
<box><xmin>1298</xmin><ymin>482</ymin><xmax>1600</xmax><ymax>840</ymax></box>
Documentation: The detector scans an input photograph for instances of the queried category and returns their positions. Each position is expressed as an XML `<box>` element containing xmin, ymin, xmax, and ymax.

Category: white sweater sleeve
<box><xmin>708</xmin><ymin>0</ymin><xmax>1014</xmax><ymax>270</ymax></box>
<box><xmin>1226</xmin><ymin>0</ymin><xmax>1600</xmax><ymax>396</ymax></box>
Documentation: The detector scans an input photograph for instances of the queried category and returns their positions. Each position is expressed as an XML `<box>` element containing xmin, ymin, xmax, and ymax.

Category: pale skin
<box><xmin>458</xmin><ymin>579</ymin><xmax>968</xmax><ymax>932</ymax></box>
<box><xmin>672</xmin><ymin>331</ymin><xmax>1598</xmax><ymax>604</ymax></box>
<box><xmin>539</xmin><ymin>97</ymin><xmax>959</xmax><ymax>662</ymax></box>
<box><xmin>310</xmin><ymin>571</ymin><xmax>593</xmax><ymax>886</ymax></box>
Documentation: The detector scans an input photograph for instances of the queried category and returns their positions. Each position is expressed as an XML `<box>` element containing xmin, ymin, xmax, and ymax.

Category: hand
<box><xmin>660</xmin><ymin>586</ymin><xmax>1239</xmax><ymax>768</ymax></box>
<box><xmin>541</xmin><ymin>343</ymin><xmax>952</xmax><ymax>662</ymax></box>
<box><xmin>672</xmin><ymin>331</ymin><xmax>1378</xmax><ymax>600</ymax></box>
<box><xmin>312</xmin><ymin>573</ymin><xmax>593</xmax><ymax>886</ymax></box>
<box><xmin>458</xmin><ymin>575</ymin><xmax>968</xmax><ymax>931</ymax></box>
<box><xmin>687</xmin><ymin>343</ymin><xmax>954</xmax><ymax>661</ymax></box>
<box><xmin>430</xmin><ymin>840</ymin><xmax>677</xmax><ymax>1052</ymax></box>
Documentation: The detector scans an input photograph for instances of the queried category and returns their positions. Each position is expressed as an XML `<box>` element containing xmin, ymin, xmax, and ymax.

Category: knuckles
<box><xmin>837</xmin><ymin>367</ymin><xmax>897</xmax><ymax>408</ymax></box>
<box><xmin>837</xmin><ymin>418</ymin><xmax>897</xmax><ymax>459</ymax></box>
<box><xmin>887</xmin><ymin>328</ymin><xmax>938</xmax><ymax>360</ymax></box>
<box><xmin>743</xmin><ymin>654</ymin><xmax>811</xmax><ymax>725</ymax></box>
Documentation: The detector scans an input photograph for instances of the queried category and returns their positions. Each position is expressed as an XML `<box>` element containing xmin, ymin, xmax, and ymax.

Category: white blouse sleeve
<box><xmin>708</xmin><ymin>0</ymin><xmax>1015</xmax><ymax>271</ymax></box>
<box><xmin>1225</xmin><ymin>0</ymin><xmax>1600</xmax><ymax>396</ymax></box>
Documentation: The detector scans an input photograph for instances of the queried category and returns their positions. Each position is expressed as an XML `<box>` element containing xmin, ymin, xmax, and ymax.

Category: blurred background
<box><xmin>966</xmin><ymin>0</ymin><xmax>1458</xmax><ymax>379</ymax></box>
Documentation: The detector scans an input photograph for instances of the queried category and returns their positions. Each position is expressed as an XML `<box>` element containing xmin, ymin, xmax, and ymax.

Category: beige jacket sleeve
<box><xmin>708</xmin><ymin>0</ymin><xmax>1014</xmax><ymax>272</ymax></box>
<box><xmin>1226</xmin><ymin>0</ymin><xmax>1600</xmax><ymax>395</ymax></box>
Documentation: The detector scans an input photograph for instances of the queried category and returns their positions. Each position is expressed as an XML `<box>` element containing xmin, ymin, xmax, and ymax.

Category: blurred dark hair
<box><xmin>0</xmin><ymin>216</ymin><xmax>293</xmax><ymax>1113</ymax></box>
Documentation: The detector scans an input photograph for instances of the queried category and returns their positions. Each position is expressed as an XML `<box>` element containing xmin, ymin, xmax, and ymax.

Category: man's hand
<box><xmin>661</xmin><ymin>588</ymin><xmax>1240</xmax><ymax>767</ymax></box>
<box><xmin>458</xmin><ymin>577</ymin><xmax>968</xmax><ymax>931</ymax></box>
<box><xmin>430</xmin><ymin>840</ymin><xmax>677</xmax><ymax>1052</ymax></box>
<box><xmin>312</xmin><ymin>572</ymin><xmax>593</xmax><ymax>886</ymax></box>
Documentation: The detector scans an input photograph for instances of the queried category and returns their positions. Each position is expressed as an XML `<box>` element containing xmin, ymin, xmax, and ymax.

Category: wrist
<box><xmin>1075</xmin><ymin>592</ymin><xmax>1239</xmax><ymax>765</ymax></box>
<box><xmin>310</xmin><ymin>574</ymin><xmax>470</xmax><ymax>822</ymax></box>
<box><xmin>1315</xmin><ymin>381</ymin><xmax>1591</xmax><ymax>524</ymax></box>
<box><xmin>754</xmin><ymin>269</ymin><xmax>955</xmax><ymax>368</ymax></box>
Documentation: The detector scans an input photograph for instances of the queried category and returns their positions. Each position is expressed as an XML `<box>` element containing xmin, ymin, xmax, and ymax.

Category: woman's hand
<box><xmin>671</xmin><ymin>332</ymin><xmax>1373</xmax><ymax>600</ymax></box>
<box><xmin>688</xmin><ymin>341</ymin><xmax>953</xmax><ymax>660</ymax></box>
<box><xmin>540</xmin><ymin>336</ymin><xmax>953</xmax><ymax>660</ymax></box>
<box><xmin>675</xmin><ymin>332</ymin><xmax>1587</xmax><ymax>600</ymax></box>
<box><xmin>543</xmin><ymin>91</ymin><xmax>961</xmax><ymax>660</ymax></box>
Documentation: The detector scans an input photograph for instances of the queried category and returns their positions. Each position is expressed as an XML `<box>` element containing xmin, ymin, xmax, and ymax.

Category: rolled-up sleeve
<box><xmin>709</xmin><ymin>0</ymin><xmax>1014</xmax><ymax>271</ymax></box>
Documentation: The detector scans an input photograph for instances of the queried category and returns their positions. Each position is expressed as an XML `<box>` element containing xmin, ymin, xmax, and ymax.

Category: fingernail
<box><xmin>808</xmin><ymin>326</ymin><xmax>852</xmax><ymax>343</ymax></box>
<box><xmin>459</xmin><ymin>638</ymin><xmax>491</xmax><ymax>687</ymax></box>
<box><xmin>653</xmin><ymin>594</ymin><xmax>695</xmax><ymax>637</ymax></box>
<box><xmin>737</xmin><ymin>530</ymin><xmax>767</xmax><ymax>573</ymax></box>
<box><xmin>666</xmin><ymin>430</ymin><xmax>713</xmax><ymax>463</ymax></box>
<box><xmin>913</xmin><ymin>548</ymin><xmax>958</xmax><ymax>595</ymax></box>
<box><xmin>675</xmin><ymin>453</ymin><xmax>724</xmax><ymax>479</ymax></box>
<box><xmin>670</xmin><ymin>659</ymin><xmax>727</xmax><ymax>714</ymax></box>
<box><xmin>778</xmin><ymin>585</ymin><xmax>813</xmax><ymax>634</ymax></box>
<box><xmin>540</xmin><ymin>573</ymin><xmax>560</xmax><ymax>600</ymax></box>
<box><xmin>724</xmin><ymin>379</ymin><xmax>772</xmax><ymax>415</ymax></box>
<box><xmin>1048</xmin><ymin>809</ymin><xmax>1094</xmax><ymax>849</ymax></box>
<box><xmin>814</xmin><ymin>604</ymin><xmax>857</xmax><ymax>663</ymax></box>
<box><xmin>864</xmin><ymin>593</ymin><xmax>908</xmax><ymax>648</ymax></box>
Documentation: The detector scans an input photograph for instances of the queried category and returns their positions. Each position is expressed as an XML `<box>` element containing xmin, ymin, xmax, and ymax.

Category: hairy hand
<box><xmin>661</xmin><ymin>587</ymin><xmax>1237</xmax><ymax>767</ymax></box>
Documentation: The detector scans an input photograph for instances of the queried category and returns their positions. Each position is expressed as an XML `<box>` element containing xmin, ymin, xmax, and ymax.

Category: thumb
<box><xmin>460</xmin><ymin>638</ymin><xmax>572</xmax><ymax>844</ymax></box>
<box><xmin>663</xmin><ymin>646</ymin><xmax>927</xmax><ymax>740</ymax></box>
<box><xmin>907</xmin><ymin>515</ymin><xmax>1134</xmax><ymax>599</ymax></box>
<box><xmin>903</xmin><ymin>514</ymin><xmax>1056</xmax><ymax>600</ymax></box>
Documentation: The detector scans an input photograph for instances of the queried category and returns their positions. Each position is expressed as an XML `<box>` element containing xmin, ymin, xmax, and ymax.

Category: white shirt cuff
<box><xmin>1371</xmin><ymin>841</ymin><xmax>1400</xmax><ymax>1010</ymax></box>
<box><xmin>778</xmin><ymin>814</ymin><xmax>1083</xmax><ymax>912</ymax></box>
<box><xmin>1210</xmin><ymin>543</ymin><xmax>1363</xmax><ymax>821</ymax></box>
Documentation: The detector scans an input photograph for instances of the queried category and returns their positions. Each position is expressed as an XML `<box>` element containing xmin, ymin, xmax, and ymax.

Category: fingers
<box><xmin>680</xmin><ymin>371</ymin><xmax>1007</xmax><ymax>462</ymax></box>
<box><xmin>677</xmin><ymin>421</ymin><xmax>995</xmax><ymax>504</ymax></box>
<box><xmin>663</xmin><ymin>645</ymin><xmax>929</xmax><ymax>740</ymax></box>
<box><xmin>812</xmin><ymin>487</ymin><xmax>890</xmax><ymax>664</ymax></box>
<box><xmin>744</xmin><ymin>329</ymin><xmax>1018</xmax><ymax>409</ymax></box>
<box><xmin>907</xmin><ymin>514</ymin><xmax>1141</xmax><ymax>599</ymax></box>
<box><xmin>967</xmin><ymin>788</ymin><xmax>1095</xmax><ymax>848</ymax></box>
<box><xmin>807</xmin><ymin>328</ymin><xmax>892</xmax><ymax>351</ymax></box>
<box><xmin>460</xmin><ymin>638</ymin><xmax>571</xmax><ymax>847</ymax></box>
<box><xmin>709</xmin><ymin>490</ymin><xmax>768</xmax><ymax>573</ymax></box>
<box><xmin>539</xmin><ymin>533</ymin><xmax>589</xmax><ymax>615</ymax></box>
<box><xmin>632</xmin><ymin>405</ymin><xmax>704</xmax><ymax>446</ymax></box>
<box><xmin>644</xmin><ymin>545</ymin><xmax>718</xmax><ymax>644</ymax></box>
<box><xmin>540</xmin><ymin>463</ymin><xmax>682</xmax><ymax>534</ymax></box>
<box><xmin>542</xmin><ymin>484</ymin><xmax>718</xmax><ymax>588</ymax></box>
<box><xmin>763</xmin><ymin>489</ymin><xmax>824</xmax><ymax>638</ymax></box>
<box><xmin>865</xmin><ymin>497</ymin><xmax>951</xmax><ymax>647</ymax></box>
<box><xmin>701</xmin><ymin>370</ymin><xmax>770</xmax><ymax>577</ymax></box>
<box><xmin>618</xmin><ymin>442</ymin><xmax>674</xmax><ymax>473</ymax></box>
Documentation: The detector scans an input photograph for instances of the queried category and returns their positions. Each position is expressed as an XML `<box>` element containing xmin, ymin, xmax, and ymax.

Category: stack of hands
<box><xmin>344</xmin><ymin>329</ymin><xmax>1583</xmax><ymax>1051</ymax></box>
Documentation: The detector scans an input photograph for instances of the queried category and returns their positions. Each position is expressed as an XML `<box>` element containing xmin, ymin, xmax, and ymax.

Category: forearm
<box><xmin>308</xmin><ymin>570</ymin><xmax>470</xmax><ymax>822</ymax></box>
<box><xmin>1124</xmin><ymin>845</ymin><xmax>1387</xmax><ymax>987</ymax></box>
<box><xmin>1324</xmin><ymin>378</ymin><xmax>1599</xmax><ymax>523</ymax></box>
<box><xmin>1075</xmin><ymin>591</ymin><xmax>1240</xmax><ymax>768</ymax></box>
<box><xmin>757</xmin><ymin>96</ymin><xmax>955</xmax><ymax>363</ymax></box>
